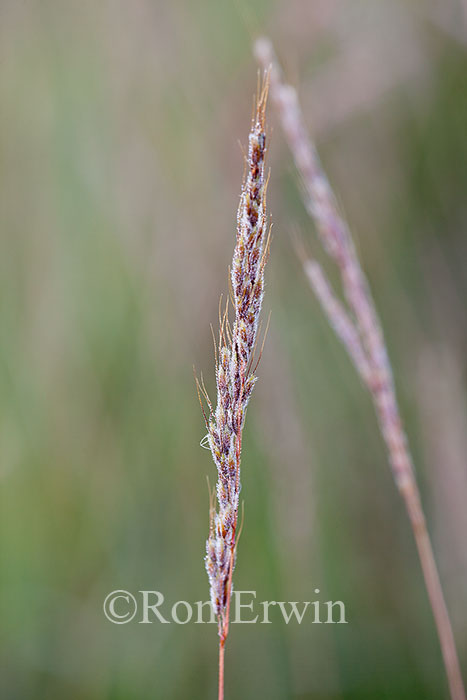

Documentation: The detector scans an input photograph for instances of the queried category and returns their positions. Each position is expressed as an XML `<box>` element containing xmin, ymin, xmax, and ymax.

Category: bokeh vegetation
<box><xmin>1</xmin><ymin>1</ymin><xmax>466</xmax><ymax>698</ymax></box>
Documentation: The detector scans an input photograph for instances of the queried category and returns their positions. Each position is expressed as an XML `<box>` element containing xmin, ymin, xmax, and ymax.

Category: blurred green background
<box><xmin>1</xmin><ymin>1</ymin><xmax>466</xmax><ymax>698</ymax></box>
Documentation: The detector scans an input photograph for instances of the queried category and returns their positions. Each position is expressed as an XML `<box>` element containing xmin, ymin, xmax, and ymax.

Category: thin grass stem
<box><xmin>255</xmin><ymin>36</ymin><xmax>466</xmax><ymax>700</ymax></box>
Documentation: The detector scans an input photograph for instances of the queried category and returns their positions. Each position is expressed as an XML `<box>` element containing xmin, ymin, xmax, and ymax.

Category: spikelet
<box><xmin>201</xmin><ymin>78</ymin><xmax>270</xmax><ymax>623</ymax></box>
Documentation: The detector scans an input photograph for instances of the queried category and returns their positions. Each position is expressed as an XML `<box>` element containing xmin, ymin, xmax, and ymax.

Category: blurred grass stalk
<box><xmin>255</xmin><ymin>37</ymin><xmax>466</xmax><ymax>700</ymax></box>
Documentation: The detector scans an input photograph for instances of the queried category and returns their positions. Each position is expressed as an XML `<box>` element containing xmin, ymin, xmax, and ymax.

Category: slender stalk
<box><xmin>217</xmin><ymin>540</ymin><xmax>235</xmax><ymax>700</ymax></box>
<box><xmin>255</xmin><ymin>37</ymin><xmax>466</xmax><ymax>700</ymax></box>
<box><xmin>401</xmin><ymin>479</ymin><xmax>466</xmax><ymax>700</ymax></box>
<box><xmin>218</xmin><ymin>638</ymin><xmax>225</xmax><ymax>700</ymax></box>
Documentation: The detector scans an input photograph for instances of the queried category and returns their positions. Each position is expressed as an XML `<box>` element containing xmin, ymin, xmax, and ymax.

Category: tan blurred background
<box><xmin>1</xmin><ymin>1</ymin><xmax>467</xmax><ymax>698</ymax></box>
